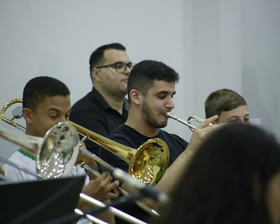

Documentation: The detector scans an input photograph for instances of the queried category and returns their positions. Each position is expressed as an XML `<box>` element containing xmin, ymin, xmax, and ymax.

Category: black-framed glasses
<box><xmin>96</xmin><ymin>62</ymin><xmax>134</xmax><ymax>73</ymax></box>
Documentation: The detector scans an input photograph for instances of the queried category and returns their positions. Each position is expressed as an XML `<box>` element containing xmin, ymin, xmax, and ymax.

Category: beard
<box><xmin>141</xmin><ymin>99</ymin><xmax>168</xmax><ymax>129</ymax></box>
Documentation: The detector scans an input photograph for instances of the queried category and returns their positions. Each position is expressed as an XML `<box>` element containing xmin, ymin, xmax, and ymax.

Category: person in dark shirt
<box><xmin>70</xmin><ymin>43</ymin><xmax>132</xmax><ymax>155</ymax></box>
<box><xmin>100</xmin><ymin>60</ymin><xmax>223</xmax><ymax>223</ymax></box>
<box><xmin>150</xmin><ymin>124</ymin><xmax>280</xmax><ymax>224</ymax></box>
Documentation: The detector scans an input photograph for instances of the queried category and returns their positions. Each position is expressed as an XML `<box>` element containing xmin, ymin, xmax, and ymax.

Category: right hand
<box><xmin>188</xmin><ymin>115</ymin><xmax>224</xmax><ymax>153</ymax></box>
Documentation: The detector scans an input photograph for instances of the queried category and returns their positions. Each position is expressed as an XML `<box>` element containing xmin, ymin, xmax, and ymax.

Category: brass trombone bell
<box><xmin>71</xmin><ymin>122</ymin><xmax>170</xmax><ymax>185</ymax></box>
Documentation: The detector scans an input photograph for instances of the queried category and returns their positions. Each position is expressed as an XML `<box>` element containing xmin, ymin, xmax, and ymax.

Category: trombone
<box><xmin>0</xmin><ymin>98</ymin><xmax>168</xmax><ymax>216</ymax></box>
<box><xmin>1</xmin><ymin>98</ymin><xmax>170</xmax><ymax>186</ymax></box>
<box><xmin>166</xmin><ymin>112</ymin><xmax>205</xmax><ymax>131</ymax></box>
<box><xmin>0</xmin><ymin>121</ymin><xmax>79</xmax><ymax>179</ymax></box>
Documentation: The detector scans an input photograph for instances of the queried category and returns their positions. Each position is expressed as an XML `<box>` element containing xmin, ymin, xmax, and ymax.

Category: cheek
<box><xmin>154</xmin><ymin>100</ymin><xmax>165</xmax><ymax>109</ymax></box>
<box><xmin>40</xmin><ymin>120</ymin><xmax>57</xmax><ymax>135</ymax></box>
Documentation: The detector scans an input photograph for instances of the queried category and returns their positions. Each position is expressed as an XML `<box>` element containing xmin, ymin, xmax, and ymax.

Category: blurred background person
<box><xmin>150</xmin><ymin>123</ymin><xmax>280</xmax><ymax>224</ymax></box>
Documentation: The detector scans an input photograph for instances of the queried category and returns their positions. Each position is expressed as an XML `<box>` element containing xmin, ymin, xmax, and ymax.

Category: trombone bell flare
<box><xmin>0</xmin><ymin>122</ymin><xmax>80</xmax><ymax>178</ymax></box>
<box><xmin>71</xmin><ymin>121</ymin><xmax>170</xmax><ymax>185</ymax></box>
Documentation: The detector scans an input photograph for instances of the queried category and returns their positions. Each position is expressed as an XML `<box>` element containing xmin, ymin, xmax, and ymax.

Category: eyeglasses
<box><xmin>96</xmin><ymin>62</ymin><xmax>134</xmax><ymax>73</ymax></box>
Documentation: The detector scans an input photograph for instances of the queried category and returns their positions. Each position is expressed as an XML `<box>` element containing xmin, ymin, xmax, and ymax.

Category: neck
<box><xmin>103</xmin><ymin>94</ymin><xmax>125</xmax><ymax>114</ymax></box>
<box><xmin>95</xmin><ymin>86</ymin><xmax>125</xmax><ymax>114</ymax></box>
<box><xmin>125</xmin><ymin>111</ymin><xmax>160</xmax><ymax>137</ymax></box>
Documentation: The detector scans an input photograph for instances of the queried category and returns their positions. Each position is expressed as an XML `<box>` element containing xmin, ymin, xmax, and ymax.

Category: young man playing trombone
<box><xmin>3</xmin><ymin>76</ymin><xmax>120</xmax><ymax>224</ymax></box>
<box><xmin>99</xmin><ymin>60</ymin><xmax>224</xmax><ymax>223</ymax></box>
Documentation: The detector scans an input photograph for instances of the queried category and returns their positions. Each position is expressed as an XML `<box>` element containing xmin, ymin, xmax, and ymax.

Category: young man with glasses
<box><xmin>70</xmin><ymin>43</ymin><xmax>133</xmax><ymax>155</ymax></box>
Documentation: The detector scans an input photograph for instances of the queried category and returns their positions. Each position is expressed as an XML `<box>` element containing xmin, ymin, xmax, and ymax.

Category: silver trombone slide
<box><xmin>47</xmin><ymin>193</ymin><xmax>147</xmax><ymax>224</ymax></box>
<box><xmin>79</xmin><ymin>146</ymin><xmax>161</xmax><ymax>217</ymax></box>
<box><xmin>79</xmin><ymin>193</ymin><xmax>147</xmax><ymax>224</ymax></box>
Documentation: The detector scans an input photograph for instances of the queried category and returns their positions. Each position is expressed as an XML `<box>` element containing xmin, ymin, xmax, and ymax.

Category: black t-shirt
<box><xmin>70</xmin><ymin>87</ymin><xmax>129</xmax><ymax>155</ymax></box>
<box><xmin>99</xmin><ymin>124</ymin><xmax>188</xmax><ymax>223</ymax></box>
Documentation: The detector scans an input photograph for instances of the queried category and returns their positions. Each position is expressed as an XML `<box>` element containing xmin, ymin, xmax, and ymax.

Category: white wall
<box><xmin>0</xmin><ymin>0</ymin><xmax>279</xmax><ymax>163</ymax></box>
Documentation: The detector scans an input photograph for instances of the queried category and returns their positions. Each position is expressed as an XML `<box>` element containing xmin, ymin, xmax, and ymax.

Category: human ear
<box><xmin>130</xmin><ymin>89</ymin><xmax>142</xmax><ymax>106</ymax></box>
<box><xmin>91</xmin><ymin>68</ymin><xmax>101</xmax><ymax>82</ymax></box>
<box><xmin>22</xmin><ymin>108</ymin><xmax>33</xmax><ymax>124</ymax></box>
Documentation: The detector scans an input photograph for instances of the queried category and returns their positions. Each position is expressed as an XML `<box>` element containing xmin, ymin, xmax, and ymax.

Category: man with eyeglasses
<box><xmin>70</xmin><ymin>43</ymin><xmax>132</xmax><ymax>155</ymax></box>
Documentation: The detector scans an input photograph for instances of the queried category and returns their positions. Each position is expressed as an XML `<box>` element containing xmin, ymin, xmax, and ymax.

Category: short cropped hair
<box><xmin>22</xmin><ymin>76</ymin><xmax>70</xmax><ymax>112</ymax></box>
<box><xmin>205</xmin><ymin>88</ymin><xmax>247</xmax><ymax>118</ymax></box>
<box><xmin>127</xmin><ymin>60</ymin><xmax>179</xmax><ymax>101</ymax></box>
<box><xmin>89</xmin><ymin>43</ymin><xmax>126</xmax><ymax>75</ymax></box>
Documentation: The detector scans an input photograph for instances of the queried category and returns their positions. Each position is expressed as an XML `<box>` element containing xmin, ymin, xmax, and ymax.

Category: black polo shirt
<box><xmin>70</xmin><ymin>87</ymin><xmax>129</xmax><ymax>155</ymax></box>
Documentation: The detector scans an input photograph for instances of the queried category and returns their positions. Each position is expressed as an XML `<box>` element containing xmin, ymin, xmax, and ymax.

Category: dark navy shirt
<box><xmin>99</xmin><ymin>124</ymin><xmax>188</xmax><ymax>224</ymax></box>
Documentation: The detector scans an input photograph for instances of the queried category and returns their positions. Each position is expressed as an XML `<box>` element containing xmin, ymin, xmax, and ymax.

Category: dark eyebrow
<box><xmin>157</xmin><ymin>91</ymin><xmax>176</xmax><ymax>95</ymax></box>
<box><xmin>48</xmin><ymin>108</ymin><xmax>61</xmax><ymax>113</ymax></box>
<box><xmin>48</xmin><ymin>108</ymin><xmax>72</xmax><ymax>114</ymax></box>
<box><xmin>114</xmin><ymin>61</ymin><xmax>132</xmax><ymax>65</ymax></box>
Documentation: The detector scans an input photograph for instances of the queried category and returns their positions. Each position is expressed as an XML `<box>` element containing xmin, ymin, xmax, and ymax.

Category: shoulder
<box><xmin>9</xmin><ymin>150</ymin><xmax>35</xmax><ymax>164</ymax></box>
<box><xmin>108</xmin><ymin>124</ymin><xmax>140</xmax><ymax>141</ymax></box>
<box><xmin>159</xmin><ymin>130</ymin><xmax>189</xmax><ymax>147</ymax></box>
<box><xmin>3</xmin><ymin>151</ymin><xmax>37</xmax><ymax>181</ymax></box>
<box><xmin>71</xmin><ymin>91</ymin><xmax>97</xmax><ymax>109</ymax></box>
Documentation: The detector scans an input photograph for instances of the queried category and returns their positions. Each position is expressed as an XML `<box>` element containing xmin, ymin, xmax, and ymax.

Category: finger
<box><xmin>107</xmin><ymin>192</ymin><xmax>120</xmax><ymax>199</ymax></box>
<box><xmin>198</xmin><ymin>115</ymin><xmax>218</xmax><ymax>129</ymax></box>
<box><xmin>207</xmin><ymin>122</ymin><xmax>226</xmax><ymax>134</ymax></box>
<box><xmin>104</xmin><ymin>173</ymin><xmax>113</xmax><ymax>183</ymax></box>
<box><xmin>106</xmin><ymin>180</ymin><xmax>120</xmax><ymax>191</ymax></box>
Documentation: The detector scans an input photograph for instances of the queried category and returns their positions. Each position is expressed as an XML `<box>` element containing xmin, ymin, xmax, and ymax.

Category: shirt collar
<box><xmin>91</xmin><ymin>86</ymin><xmax>129</xmax><ymax>113</ymax></box>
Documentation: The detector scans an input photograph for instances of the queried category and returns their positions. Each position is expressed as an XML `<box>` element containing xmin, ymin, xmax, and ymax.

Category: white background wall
<box><xmin>0</xmin><ymin>0</ymin><xmax>279</xmax><ymax>162</ymax></box>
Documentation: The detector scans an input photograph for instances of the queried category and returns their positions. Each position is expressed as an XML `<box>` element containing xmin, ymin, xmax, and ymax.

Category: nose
<box><xmin>166</xmin><ymin>97</ymin><xmax>175</xmax><ymax>110</ymax></box>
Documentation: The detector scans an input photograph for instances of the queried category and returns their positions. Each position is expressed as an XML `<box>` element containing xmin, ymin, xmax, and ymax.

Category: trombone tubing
<box><xmin>79</xmin><ymin>193</ymin><xmax>147</xmax><ymax>224</ymax></box>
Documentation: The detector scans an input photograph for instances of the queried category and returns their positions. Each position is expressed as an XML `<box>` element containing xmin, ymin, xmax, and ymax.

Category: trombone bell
<box><xmin>0</xmin><ymin>122</ymin><xmax>80</xmax><ymax>178</ymax></box>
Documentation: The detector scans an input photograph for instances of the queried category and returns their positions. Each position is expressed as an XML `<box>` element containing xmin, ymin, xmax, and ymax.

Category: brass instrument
<box><xmin>166</xmin><ymin>112</ymin><xmax>205</xmax><ymax>131</ymax></box>
<box><xmin>1</xmin><ymin>98</ymin><xmax>170</xmax><ymax>186</ymax></box>
<box><xmin>72</xmin><ymin>121</ymin><xmax>169</xmax><ymax>185</ymax></box>
<box><xmin>1</xmin><ymin>98</ymin><xmax>169</xmax><ymax>217</ymax></box>
<box><xmin>79</xmin><ymin>147</ymin><xmax>160</xmax><ymax>216</ymax></box>
<box><xmin>0</xmin><ymin>122</ymin><xmax>79</xmax><ymax>178</ymax></box>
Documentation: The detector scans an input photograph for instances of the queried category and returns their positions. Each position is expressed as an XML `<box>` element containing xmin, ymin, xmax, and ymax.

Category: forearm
<box><xmin>140</xmin><ymin>147</ymin><xmax>195</xmax><ymax>211</ymax></box>
<box><xmin>156</xmin><ymin>147</ymin><xmax>194</xmax><ymax>194</ymax></box>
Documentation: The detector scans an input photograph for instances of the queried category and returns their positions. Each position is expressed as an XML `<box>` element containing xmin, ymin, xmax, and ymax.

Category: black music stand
<box><xmin>0</xmin><ymin>175</ymin><xmax>86</xmax><ymax>224</ymax></box>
